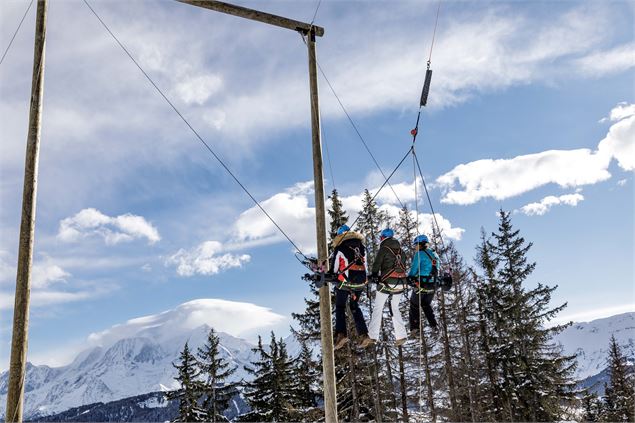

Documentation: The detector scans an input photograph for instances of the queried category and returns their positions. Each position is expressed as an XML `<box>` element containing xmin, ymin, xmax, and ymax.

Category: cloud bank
<box><xmin>437</xmin><ymin>102</ymin><xmax>635</xmax><ymax>205</ymax></box>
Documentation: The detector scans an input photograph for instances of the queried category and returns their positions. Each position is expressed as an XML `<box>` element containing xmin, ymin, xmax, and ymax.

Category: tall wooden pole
<box><xmin>5</xmin><ymin>0</ymin><xmax>48</xmax><ymax>421</ymax></box>
<box><xmin>307</xmin><ymin>29</ymin><xmax>338</xmax><ymax>423</ymax></box>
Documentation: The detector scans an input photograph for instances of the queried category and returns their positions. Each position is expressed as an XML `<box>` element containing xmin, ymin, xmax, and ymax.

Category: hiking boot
<box><xmin>395</xmin><ymin>338</ymin><xmax>407</xmax><ymax>347</ymax></box>
<box><xmin>359</xmin><ymin>335</ymin><xmax>376</xmax><ymax>348</ymax></box>
<box><xmin>334</xmin><ymin>333</ymin><xmax>349</xmax><ymax>351</ymax></box>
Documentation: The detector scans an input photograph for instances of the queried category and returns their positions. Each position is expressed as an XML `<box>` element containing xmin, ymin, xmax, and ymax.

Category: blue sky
<box><xmin>0</xmin><ymin>0</ymin><xmax>633</xmax><ymax>368</ymax></box>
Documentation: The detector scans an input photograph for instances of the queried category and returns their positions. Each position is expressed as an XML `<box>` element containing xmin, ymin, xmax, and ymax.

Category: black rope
<box><xmin>309</xmin><ymin>0</ymin><xmax>322</xmax><ymax>26</ymax></box>
<box><xmin>82</xmin><ymin>0</ymin><xmax>309</xmax><ymax>260</ymax></box>
<box><xmin>299</xmin><ymin>34</ymin><xmax>406</xmax><ymax>209</ymax></box>
<box><xmin>427</xmin><ymin>0</ymin><xmax>443</xmax><ymax>64</ymax></box>
<box><xmin>322</xmin><ymin>124</ymin><xmax>337</xmax><ymax>192</ymax></box>
<box><xmin>349</xmin><ymin>146</ymin><xmax>413</xmax><ymax>229</ymax></box>
<box><xmin>413</xmin><ymin>149</ymin><xmax>450</xmax><ymax>263</ymax></box>
<box><xmin>0</xmin><ymin>0</ymin><xmax>35</xmax><ymax>67</ymax></box>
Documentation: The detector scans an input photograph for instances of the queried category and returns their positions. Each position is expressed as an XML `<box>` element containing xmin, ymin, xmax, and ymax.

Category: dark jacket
<box><xmin>371</xmin><ymin>237</ymin><xmax>408</xmax><ymax>284</ymax></box>
<box><xmin>330</xmin><ymin>231</ymin><xmax>367</xmax><ymax>288</ymax></box>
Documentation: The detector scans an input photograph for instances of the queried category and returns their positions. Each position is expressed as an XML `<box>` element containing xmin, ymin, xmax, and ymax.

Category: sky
<box><xmin>0</xmin><ymin>0</ymin><xmax>633</xmax><ymax>368</ymax></box>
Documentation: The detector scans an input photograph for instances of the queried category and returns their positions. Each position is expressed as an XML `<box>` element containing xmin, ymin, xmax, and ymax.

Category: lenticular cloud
<box><xmin>87</xmin><ymin>298</ymin><xmax>285</xmax><ymax>347</ymax></box>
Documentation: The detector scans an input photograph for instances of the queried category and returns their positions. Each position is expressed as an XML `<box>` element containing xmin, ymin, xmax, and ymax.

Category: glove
<box><xmin>369</xmin><ymin>274</ymin><xmax>380</xmax><ymax>284</ymax></box>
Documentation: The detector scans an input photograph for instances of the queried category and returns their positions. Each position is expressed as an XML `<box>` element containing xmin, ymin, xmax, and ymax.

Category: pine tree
<box><xmin>292</xmin><ymin>336</ymin><xmax>323</xmax><ymax>421</ymax></box>
<box><xmin>196</xmin><ymin>328</ymin><xmax>238</xmax><ymax>422</ymax></box>
<box><xmin>395</xmin><ymin>205</ymin><xmax>417</xmax><ymax>261</ymax></box>
<box><xmin>356</xmin><ymin>189</ymin><xmax>387</xmax><ymax>263</ymax></box>
<box><xmin>476</xmin><ymin>211</ymin><xmax>578</xmax><ymax>421</ymax></box>
<box><xmin>167</xmin><ymin>342</ymin><xmax>206</xmax><ymax>422</ymax></box>
<box><xmin>582</xmin><ymin>390</ymin><xmax>603</xmax><ymax>422</ymax></box>
<box><xmin>600</xmin><ymin>335</ymin><xmax>635</xmax><ymax>422</ymax></box>
<box><xmin>328</xmin><ymin>188</ymin><xmax>348</xmax><ymax>247</ymax></box>
<box><xmin>241</xmin><ymin>333</ymin><xmax>298</xmax><ymax>422</ymax></box>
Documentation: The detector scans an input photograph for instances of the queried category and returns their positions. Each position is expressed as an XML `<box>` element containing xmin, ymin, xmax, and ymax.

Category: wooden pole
<box><xmin>307</xmin><ymin>29</ymin><xmax>338</xmax><ymax>423</ymax></box>
<box><xmin>174</xmin><ymin>2</ymin><xmax>334</xmax><ymax>420</ymax></box>
<box><xmin>176</xmin><ymin>0</ymin><xmax>324</xmax><ymax>36</ymax></box>
<box><xmin>5</xmin><ymin>1</ymin><xmax>48</xmax><ymax>421</ymax></box>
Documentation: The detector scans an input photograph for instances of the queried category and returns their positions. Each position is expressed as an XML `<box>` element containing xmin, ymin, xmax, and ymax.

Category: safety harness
<box><xmin>336</xmin><ymin>246</ymin><xmax>368</xmax><ymax>291</ymax></box>
<box><xmin>413</xmin><ymin>248</ymin><xmax>439</xmax><ymax>294</ymax></box>
<box><xmin>378</xmin><ymin>245</ymin><xmax>408</xmax><ymax>294</ymax></box>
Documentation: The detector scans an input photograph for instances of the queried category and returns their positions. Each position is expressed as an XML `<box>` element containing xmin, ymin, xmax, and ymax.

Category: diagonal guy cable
<box><xmin>82</xmin><ymin>0</ymin><xmax>308</xmax><ymax>259</ymax></box>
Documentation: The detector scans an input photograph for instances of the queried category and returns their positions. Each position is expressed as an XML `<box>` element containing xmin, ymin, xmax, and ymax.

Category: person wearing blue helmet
<box><xmin>329</xmin><ymin>224</ymin><xmax>371</xmax><ymax>350</ymax></box>
<box><xmin>408</xmin><ymin>234</ymin><xmax>440</xmax><ymax>338</ymax></box>
<box><xmin>361</xmin><ymin>228</ymin><xmax>409</xmax><ymax>348</ymax></box>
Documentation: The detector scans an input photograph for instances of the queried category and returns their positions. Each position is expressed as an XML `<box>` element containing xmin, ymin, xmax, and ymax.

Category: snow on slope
<box><xmin>553</xmin><ymin>312</ymin><xmax>635</xmax><ymax>379</ymax></box>
<box><xmin>0</xmin><ymin>326</ymin><xmax>256</xmax><ymax>419</ymax></box>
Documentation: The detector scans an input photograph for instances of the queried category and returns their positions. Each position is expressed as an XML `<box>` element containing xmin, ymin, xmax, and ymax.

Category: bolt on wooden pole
<box><xmin>5</xmin><ymin>0</ymin><xmax>48</xmax><ymax>421</ymax></box>
<box><xmin>307</xmin><ymin>29</ymin><xmax>338</xmax><ymax>423</ymax></box>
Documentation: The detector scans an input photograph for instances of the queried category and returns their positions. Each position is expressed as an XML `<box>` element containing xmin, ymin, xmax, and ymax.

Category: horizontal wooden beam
<box><xmin>176</xmin><ymin>0</ymin><xmax>324</xmax><ymax>37</ymax></box>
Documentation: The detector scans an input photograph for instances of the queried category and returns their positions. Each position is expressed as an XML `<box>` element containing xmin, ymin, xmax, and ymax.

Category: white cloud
<box><xmin>167</xmin><ymin>241</ymin><xmax>250</xmax><ymax>276</ymax></box>
<box><xmin>0</xmin><ymin>251</ymin><xmax>15</xmax><ymax>284</ymax></box>
<box><xmin>437</xmin><ymin>102</ymin><xmax>634</xmax><ymax>205</ymax></box>
<box><xmin>58</xmin><ymin>208</ymin><xmax>160</xmax><ymax>245</ymax></box>
<box><xmin>0</xmin><ymin>253</ymin><xmax>70</xmax><ymax>288</ymax></box>
<box><xmin>575</xmin><ymin>42</ymin><xmax>635</xmax><ymax>77</ymax></box>
<box><xmin>608</xmin><ymin>102</ymin><xmax>635</xmax><ymax>122</ymax></box>
<box><xmin>437</xmin><ymin>149</ymin><xmax>609</xmax><ymax>205</ymax></box>
<box><xmin>617</xmin><ymin>179</ymin><xmax>628</xmax><ymax>187</ymax></box>
<box><xmin>32</xmin><ymin>262</ymin><xmax>70</xmax><ymax>289</ymax></box>
<box><xmin>597</xmin><ymin>103</ymin><xmax>635</xmax><ymax>171</ymax></box>
<box><xmin>0</xmin><ymin>286</ymin><xmax>109</xmax><ymax>310</ymax></box>
<box><xmin>550</xmin><ymin>303</ymin><xmax>635</xmax><ymax>326</ymax></box>
<box><xmin>87</xmin><ymin>298</ymin><xmax>285</xmax><ymax>346</ymax></box>
<box><xmin>174</xmin><ymin>74</ymin><xmax>223</xmax><ymax>105</ymax></box>
<box><xmin>379</xmin><ymin>203</ymin><xmax>465</xmax><ymax>241</ymax></box>
<box><xmin>229</xmin><ymin>180</ymin><xmax>464</xmax><ymax>255</ymax></box>
<box><xmin>233</xmin><ymin>182</ymin><xmax>318</xmax><ymax>254</ymax></box>
<box><xmin>518</xmin><ymin>193</ymin><xmax>585</xmax><ymax>216</ymax></box>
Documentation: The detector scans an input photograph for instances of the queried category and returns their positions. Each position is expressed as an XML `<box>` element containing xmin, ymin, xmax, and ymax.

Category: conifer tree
<box><xmin>168</xmin><ymin>342</ymin><xmax>206</xmax><ymax>422</ymax></box>
<box><xmin>476</xmin><ymin>211</ymin><xmax>578</xmax><ymax>421</ymax></box>
<box><xmin>328</xmin><ymin>188</ymin><xmax>348</xmax><ymax>246</ymax></box>
<box><xmin>582</xmin><ymin>391</ymin><xmax>603</xmax><ymax>422</ymax></box>
<box><xmin>293</xmin><ymin>336</ymin><xmax>324</xmax><ymax>421</ymax></box>
<box><xmin>396</xmin><ymin>205</ymin><xmax>417</xmax><ymax>261</ymax></box>
<box><xmin>196</xmin><ymin>328</ymin><xmax>238</xmax><ymax>422</ymax></box>
<box><xmin>241</xmin><ymin>333</ymin><xmax>298</xmax><ymax>422</ymax></box>
<box><xmin>356</xmin><ymin>189</ymin><xmax>387</xmax><ymax>262</ymax></box>
<box><xmin>600</xmin><ymin>335</ymin><xmax>635</xmax><ymax>422</ymax></box>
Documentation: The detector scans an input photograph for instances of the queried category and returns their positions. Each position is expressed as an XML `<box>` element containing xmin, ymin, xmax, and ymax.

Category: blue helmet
<box><xmin>413</xmin><ymin>234</ymin><xmax>429</xmax><ymax>244</ymax></box>
<box><xmin>380</xmin><ymin>228</ymin><xmax>394</xmax><ymax>239</ymax></box>
<box><xmin>337</xmin><ymin>224</ymin><xmax>350</xmax><ymax>235</ymax></box>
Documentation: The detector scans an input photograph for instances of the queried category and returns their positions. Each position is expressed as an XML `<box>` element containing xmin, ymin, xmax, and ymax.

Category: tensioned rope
<box><xmin>82</xmin><ymin>0</ymin><xmax>310</xmax><ymax>260</ymax></box>
<box><xmin>298</xmin><ymin>32</ymin><xmax>406</xmax><ymax>209</ymax></box>
<box><xmin>413</xmin><ymin>151</ymin><xmax>450</xmax><ymax>263</ymax></box>
<box><xmin>0</xmin><ymin>0</ymin><xmax>35</xmax><ymax>67</ymax></box>
<box><xmin>348</xmin><ymin>146</ymin><xmax>413</xmax><ymax>229</ymax></box>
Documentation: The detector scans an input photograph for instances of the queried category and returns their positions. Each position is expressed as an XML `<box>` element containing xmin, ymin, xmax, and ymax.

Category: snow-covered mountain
<box><xmin>2</xmin><ymin>306</ymin><xmax>632</xmax><ymax>420</ymax></box>
<box><xmin>553</xmin><ymin>312</ymin><xmax>635</xmax><ymax>379</ymax></box>
<box><xmin>0</xmin><ymin>325</ymin><xmax>256</xmax><ymax>419</ymax></box>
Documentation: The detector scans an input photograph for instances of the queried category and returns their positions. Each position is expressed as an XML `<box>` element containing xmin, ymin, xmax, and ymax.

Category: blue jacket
<box><xmin>408</xmin><ymin>248</ymin><xmax>440</xmax><ymax>278</ymax></box>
